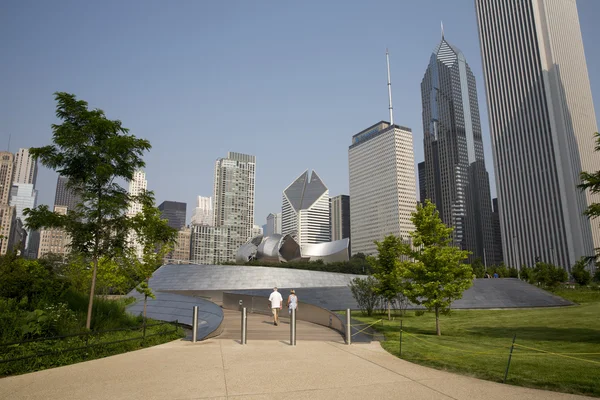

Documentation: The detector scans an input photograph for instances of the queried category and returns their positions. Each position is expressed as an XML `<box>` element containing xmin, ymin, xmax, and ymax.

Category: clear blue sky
<box><xmin>2</xmin><ymin>0</ymin><xmax>600</xmax><ymax>226</ymax></box>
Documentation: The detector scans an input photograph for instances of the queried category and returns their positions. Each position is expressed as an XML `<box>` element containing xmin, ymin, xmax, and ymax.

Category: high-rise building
<box><xmin>158</xmin><ymin>201</ymin><xmax>187</xmax><ymax>230</ymax></box>
<box><xmin>417</xmin><ymin>162</ymin><xmax>427</xmax><ymax>205</ymax></box>
<box><xmin>54</xmin><ymin>176</ymin><xmax>82</xmax><ymax>211</ymax></box>
<box><xmin>282</xmin><ymin>170</ymin><xmax>331</xmax><ymax>247</ymax></box>
<box><xmin>9</xmin><ymin>183</ymin><xmax>38</xmax><ymax>249</ymax></box>
<box><xmin>165</xmin><ymin>226</ymin><xmax>192</xmax><ymax>264</ymax></box>
<box><xmin>475</xmin><ymin>0</ymin><xmax>599</xmax><ymax>269</ymax></box>
<box><xmin>0</xmin><ymin>152</ymin><xmax>14</xmax><ymax>205</ymax></box>
<box><xmin>191</xmin><ymin>196</ymin><xmax>213</xmax><ymax>226</ymax></box>
<box><xmin>349</xmin><ymin>121</ymin><xmax>417</xmax><ymax>255</ymax></box>
<box><xmin>38</xmin><ymin>206</ymin><xmax>70</xmax><ymax>258</ymax></box>
<box><xmin>0</xmin><ymin>205</ymin><xmax>16</xmax><ymax>255</ymax></box>
<box><xmin>330</xmin><ymin>195</ymin><xmax>350</xmax><ymax>244</ymax></box>
<box><xmin>13</xmin><ymin>148</ymin><xmax>37</xmax><ymax>185</ymax></box>
<box><xmin>491</xmin><ymin>198</ymin><xmax>503</xmax><ymax>266</ymax></box>
<box><xmin>265</xmin><ymin>212</ymin><xmax>282</xmax><ymax>236</ymax></box>
<box><xmin>212</xmin><ymin>152</ymin><xmax>256</xmax><ymax>259</ymax></box>
<box><xmin>421</xmin><ymin>33</ymin><xmax>495</xmax><ymax>264</ymax></box>
<box><xmin>190</xmin><ymin>224</ymin><xmax>232</xmax><ymax>265</ymax></box>
<box><xmin>127</xmin><ymin>170</ymin><xmax>147</xmax><ymax>216</ymax></box>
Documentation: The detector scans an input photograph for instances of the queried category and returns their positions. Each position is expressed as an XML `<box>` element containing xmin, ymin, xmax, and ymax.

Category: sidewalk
<box><xmin>0</xmin><ymin>339</ymin><xmax>593</xmax><ymax>400</ymax></box>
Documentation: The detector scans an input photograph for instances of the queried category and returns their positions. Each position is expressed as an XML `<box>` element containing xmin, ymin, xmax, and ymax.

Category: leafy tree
<box><xmin>571</xmin><ymin>257</ymin><xmax>592</xmax><ymax>286</ymax></box>
<box><xmin>369</xmin><ymin>235</ymin><xmax>404</xmax><ymax>320</ymax></box>
<box><xmin>531</xmin><ymin>262</ymin><xmax>568</xmax><ymax>288</ymax></box>
<box><xmin>471</xmin><ymin>258</ymin><xmax>485</xmax><ymax>278</ymax></box>
<box><xmin>398</xmin><ymin>200</ymin><xmax>473</xmax><ymax>336</ymax></box>
<box><xmin>24</xmin><ymin>92</ymin><xmax>151</xmax><ymax>329</ymax></box>
<box><xmin>129</xmin><ymin>192</ymin><xmax>177</xmax><ymax>320</ymax></box>
<box><xmin>579</xmin><ymin>132</ymin><xmax>600</xmax><ymax>259</ymax></box>
<box><xmin>348</xmin><ymin>276</ymin><xmax>380</xmax><ymax>316</ymax></box>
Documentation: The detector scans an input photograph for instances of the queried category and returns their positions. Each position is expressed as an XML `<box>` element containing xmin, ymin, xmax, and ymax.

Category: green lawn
<box><xmin>352</xmin><ymin>288</ymin><xmax>600</xmax><ymax>397</ymax></box>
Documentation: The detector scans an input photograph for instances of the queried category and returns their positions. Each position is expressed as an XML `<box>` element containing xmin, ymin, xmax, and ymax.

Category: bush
<box><xmin>594</xmin><ymin>269</ymin><xmax>600</xmax><ymax>283</ymax></box>
<box><xmin>532</xmin><ymin>262</ymin><xmax>568</xmax><ymax>288</ymax></box>
<box><xmin>349</xmin><ymin>276</ymin><xmax>380</xmax><ymax>316</ymax></box>
<box><xmin>572</xmin><ymin>257</ymin><xmax>592</xmax><ymax>286</ymax></box>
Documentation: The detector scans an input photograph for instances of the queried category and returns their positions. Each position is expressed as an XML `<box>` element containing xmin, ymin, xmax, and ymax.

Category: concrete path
<box><xmin>0</xmin><ymin>339</ymin><xmax>593</xmax><ymax>400</ymax></box>
<box><xmin>218</xmin><ymin>309</ymin><xmax>342</xmax><ymax>341</ymax></box>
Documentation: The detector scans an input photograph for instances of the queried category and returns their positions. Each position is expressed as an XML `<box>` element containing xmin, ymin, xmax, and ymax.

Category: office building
<box><xmin>0</xmin><ymin>205</ymin><xmax>16</xmax><ymax>255</ymax></box>
<box><xmin>265</xmin><ymin>212</ymin><xmax>282</xmax><ymax>236</ymax></box>
<box><xmin>158</xmin><ymin>201</ymin><xmax>187</xmax><ymax>230</ymax></box>
<box><xmin>190</xmin><ymin>225</ymin><xmax>232</xmax><ymax>265</ymax></box>
<box><xmin>349</xmin><ymin>122</ymin><xmax>417</xmax><ymax>255</ymax></box>
<box><xmin>165</xmin><ymin>226</ymin><xmax>192</xmax><ymax>264</ymax></box>
<box><xmin>252</xmin><ymin>224</ymin><xmax>263</xmax><ymax>237</ymax></box>
<box><xmin>476</xmin><ymin>0</ymin><xmax>599</xmax><ymax>269</ymax></box>
<box><xmin>282</xmin><ymin>170</ymin><xmax>331</xmax><ymax>247</ymax></box>
<box><xmin>0</xmin><ymin>152</ymin><xmax>14</xmax><ymax>204</ymax></box>
<box><xmin>191</xmin><ymin>196</ymin><xmax>213</xmax><ymax>226</ymax></box>
<box><xmin>37</xmin><ymin>206</ymin><xmax>70</xmax><ymax>258</ymax></box>
<box><xmin>13</xmin><ymin>148</ymin><xmax>37</xmax><ymax>185</ymax></box>
<box><xmin>418</xmin><ymin>161</ymin><xmax>427</xmax><ymax>204</ymax></box>
<box><xmin>127</xmin><ymin>170</ymin><xmax>147</xmax><ymax>216</ymax></box>
<box><xmin>421</xmin><ymin>33</ymin><xmax>495</xmax><ymax>264</ymax></box>
<box><xmin>330</xmin><ymin>195</ymin><xmax>350</xmax><ymax>245</ymax></box>
<box><xmin>9</xmin><ymin>183</ymin><xmax>38</xmax><ymax>248</ymax></box>
<box><xmin>491</xmin><ymin>198</ymin><xmax>503</xmax><ymax>266</ymax></box>
<box><xmin>54</xmin><ymin>176</ymin><xmax>82</xmax><ymax>211</ymax></box>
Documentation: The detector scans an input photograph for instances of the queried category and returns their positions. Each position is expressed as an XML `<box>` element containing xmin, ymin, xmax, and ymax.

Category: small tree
<box><xmin>24</xmin><ymin>92</ymin><xmax>151</xmax><ymax>329</ymax></box>
<box><xmin>399</xmin><ymin>200</ymin><xmax>473</xmax><ymax>336</ymax></box>
<box><xmin>369</xmin><ymin>235</ymin><xmax>404</xmax><ymax>320</ymax></box>
<box><xmin>471</xmin><ymin>258</ymin><xmax>485</xmax><ymax>278</ymax></box>
<box><xmin>531</xmin><ymin>262</ymin><xmax>568</xmax><ymax>288</ymax></box>
<box><xmin>348</xmin><ymin>276</ymin><xmax>380</xmax><ymax>317</ymax></box>
<box><xmin>571</xmin><ymin>257</ymin><xmax>592</xmax><ymax>286</ymax></box>
<box><xmin>129</xmin><ymin>191</ymin><xmax>177</xmax><ymax>320</ymax></box>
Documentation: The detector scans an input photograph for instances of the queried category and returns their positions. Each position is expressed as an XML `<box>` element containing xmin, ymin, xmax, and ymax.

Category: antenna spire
<box><xmin>441</xmin><ymin>21</ymin><xmax>444</xmax><ymax>39</ymax></box>
<box><xmin>7</xmin><ymin>134</ymin><xmax>10</xmax><ymax>152</ymax></box>
<box><xmin>386</xmin><ymin>48</ymin><xmax>394</xmax><ymax>126</ymax></box>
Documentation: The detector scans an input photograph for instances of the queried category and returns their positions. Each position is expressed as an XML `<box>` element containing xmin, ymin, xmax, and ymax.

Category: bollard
<box><xmin>241</xmin><ymin>307</ymin><xmax>248</xmax><ymax>345</ymax></box>
<box><xmin>290</xmin><ymin>308</ymin><xmax>297</xmax><ymax>346</ymax></box>
<box><xmin>192</xmin><ymin>306</ymin><xmax>199</xmax><ymax>343</ymax></box>
<box><xmin>346</xmin><ymin>308</ymin><xmax>351</xmax><ymax>345</ymax></box>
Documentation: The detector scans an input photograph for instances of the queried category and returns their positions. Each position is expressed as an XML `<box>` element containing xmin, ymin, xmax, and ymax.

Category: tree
<box><xmin>579</xmin><ymin>132</ymin><xmax>600</xmax><ymax>259</ymax></box>
<box><xmin>129</xmin><ymin>191</ymin><xmax>177</xmax><ymax>320</ymax></box>
<box><xmin>24</xmin><ymin>92</ymin><xmax>151</xmax><ymax>330</ymax></box>
<box><xmin>369</xmin><ymin>235</ymin><xmax>404</xmax><ymax>320</ymax></box>
<box><xmin>348</xmin><ymin>276</ymin><xmax>380</xmax><ymax>317</ymax></box>
<box><xmin>531</xmin><ymin>262</ymin><xmax>568</xmax><ymax>288</ymax></box>
<box><xmin>572</xmin><ymin>257</ymin><xmax>592</xmax><ymax>286</ymax></box>
<box><xmin>399</xmin><ymin>200</ymin><xmax>473</xmax><ymax>336</ymax></box>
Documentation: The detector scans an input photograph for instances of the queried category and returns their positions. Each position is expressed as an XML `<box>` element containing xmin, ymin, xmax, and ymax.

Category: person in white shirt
<box><xmin>268</xmin><ymin>287</ymin><xmax>283</xmax><ymax>326</ymax></box>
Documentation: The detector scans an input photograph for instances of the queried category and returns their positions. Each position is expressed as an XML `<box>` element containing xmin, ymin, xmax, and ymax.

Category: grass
<box><xmin>352</xmin><ymin>287</ymin><xmax>600</xmax><ymax>397</ymax></box>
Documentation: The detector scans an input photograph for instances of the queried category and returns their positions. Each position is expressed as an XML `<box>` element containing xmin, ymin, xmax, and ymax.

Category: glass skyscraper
<box><xmin>421</xmin><ymin>34</ymin><xmax>496</xmax><ymax>264</ymax></box>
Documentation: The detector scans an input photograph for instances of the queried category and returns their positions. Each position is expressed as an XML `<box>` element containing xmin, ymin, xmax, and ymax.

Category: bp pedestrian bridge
<box><xmin>126</xmin><ymin>264</ymin><xmax>572</xmax><ymax>342</ymax></box>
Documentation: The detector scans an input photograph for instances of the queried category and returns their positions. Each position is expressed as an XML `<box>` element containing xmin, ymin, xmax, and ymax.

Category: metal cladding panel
<box><xmin>301</xmin><ymin>238</ymin><xmax>350</xmax><ymax>263</ymax></box>
<box><xmin>146</xmin><ymin>263</ymin><xmax>362</xmax><ymax>291</ymax></box>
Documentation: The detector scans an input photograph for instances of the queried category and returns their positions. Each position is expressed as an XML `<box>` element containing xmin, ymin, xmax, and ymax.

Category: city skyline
<box><xmin>2</xmin><ymin>1</ymin><xmax>600</xmax><ymax>253</ymax></box>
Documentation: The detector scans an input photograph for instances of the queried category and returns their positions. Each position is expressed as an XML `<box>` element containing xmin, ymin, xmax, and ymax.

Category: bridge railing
<box><xmin>222</xmin><ymin>292</ymin><xmax>346</xmax><ymax>340</ymax></box>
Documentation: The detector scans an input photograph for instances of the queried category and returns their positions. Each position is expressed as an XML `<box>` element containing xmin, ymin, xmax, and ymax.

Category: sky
<box><xmin>2</xmin><ymin>0</ymin><xmax>600</xmax><ymax>226</ymax></box>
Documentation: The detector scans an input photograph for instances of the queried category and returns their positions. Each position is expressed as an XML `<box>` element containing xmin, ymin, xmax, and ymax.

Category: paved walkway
<box><xmin>218</xmin><ymin>309</ymin><xmax>342</xmax><ymax>341</ymax></box>
<box><xmin>0</xmin><ymin>339</ymin><xmax>593</xmax><ymax>400</ymax></box>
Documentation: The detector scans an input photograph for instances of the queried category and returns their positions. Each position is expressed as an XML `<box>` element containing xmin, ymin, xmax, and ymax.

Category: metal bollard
<box><xmin>241</xmin><ymin>307</ymin><xmax>247</xmax><ymax>345</ymax></box>
<box><xmin>192</xmin><ymin>306</ymin><xmax>199</xmax><ymax>343</ymax></box>
<box><xmin>290</xmin><ymin>308</ymin><xmax>296</xmax><ymax>346</ymax></box>
<box><xmin>346</xmin><ymin>308</ymin><xmax>351</xmax><ymax>345</ymax></box>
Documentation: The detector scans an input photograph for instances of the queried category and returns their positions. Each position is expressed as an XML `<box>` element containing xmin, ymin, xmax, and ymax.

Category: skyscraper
<box><xmin>13</xmin><ymin>148</ymin><xmax>37</xmax><ymax>185</ymax></box>
<box><xmin>421</xmin><ymin>33</ymin><xmax>495</xmax><ymax>264</ymax></box>
<box><xmin>475</xmin><ymin>0</ymin><xmax>599</xmax><ymax>269</ymax></box>
<box><xmin>127</xmin><ymin>170</ymin><xmax>147</xmax><ymax>216</ymax></box>
<box><xmin>349</xmin><ymin>121</ymin><xmax>417</xmax><ymax>255</ymax></box>
<box><xmin>54</xmin><ymin>176</ymin><xmax>82</xmax><ymax>211</ymax></box>
<box><xmin>191</xmin><ymin>196</ymin><xmax>213</xmax><ymax>226</ymax></box>
<box><xmin>330</xmin><ymin>194</ymin><xmax>350</xmax><ymax>243</ymax></box>
<box><xmin>417</xmin><ymin>161</ymin><xmax>426</xmax><ymax>204</ymax></box>
<box><xmin>213</xmin><ymin>152</ymin><xmax>256</xmax><ymax>247</ymax></box>
<box><xmin>158</xmin><ymin>201</ymin><xmax>187</xmax><ymax>230</ymax></box>
<box><xmin>9</xmin><ymin>183</ymin><xmax>38</xmax><ymax>248</ymax></box>
<box><xmin>265</xmin><ymin>212</ymin><xmax>282</xmax><ymax>236</ymax></box>
<box><xmin>38</xmin><ymin>205</ymin><xmax>70</xmax><ymax>258</ymax></box>
<box><xmin>0</xmin><ymin>152</ymin><xmax>16</xmax><ymax>255</ymax></box>
<box><xmin>491</xmin><ymin>198</ymin><xmax>503</xmax><ymax>266</ymax></box>
<box><xmin>282</xmin><ymin>170</ymin><xmax>330</xmax><ymax>247</ymax></box>
<box><xmin>0</xmin><ymin>152</ymin><xmax>14</xmax><ymax>205</ymax></box>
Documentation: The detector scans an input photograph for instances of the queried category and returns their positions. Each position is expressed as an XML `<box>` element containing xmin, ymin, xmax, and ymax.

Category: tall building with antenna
<box><xmin>421</xmin><ymin>30</ymin><xmax>497</xmax><ymax>265</ymax></box>
<box><xmin>348</xmin><ymin>50</ymin><xmax>417</xmax><ymax>255</ymax></box>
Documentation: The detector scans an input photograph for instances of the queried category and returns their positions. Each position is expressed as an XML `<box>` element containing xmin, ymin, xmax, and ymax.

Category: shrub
<box><xmin>572</xmin><ymin>257</ymin><xmax>592</xmax><ymax>286</ymax></box>
<box><xmin>349</xmin><ymin>276</ymin><xmax>380</xmax><ymax>316</ymax></box>
<box><xmin>532</xmin><ymin>262</ymin><xmax>568</xmax><ymax>288</ymax></box>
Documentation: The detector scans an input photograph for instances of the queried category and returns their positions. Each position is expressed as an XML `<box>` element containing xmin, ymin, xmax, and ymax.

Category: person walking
<box><xmin>287</xmin><ymin>289</ymin><xmax>298</xmax><ymax>315</ymax></box>
<box><xmin>268</xmin><ymin>287</ymin><xmax>283</xmax><ymax>326</ymax></box>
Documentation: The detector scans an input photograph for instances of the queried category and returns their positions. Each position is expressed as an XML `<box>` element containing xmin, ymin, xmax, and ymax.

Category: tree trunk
<box><xmin>143</xmin><ymin>294</ymin><xmax>148</xmax><ymax>319</ymax></box>
<box><xmin>387</xmin><ymin>301</ymin><xmax>391</xmax><ymax>320</ymax></box>
<box><xmin>86</xmin><ymin>256</ymin><xmax>99</xmax><ymax>330</ymax></box>
<box><xmin>435</xmin><ymin>306</ymin><xmax>441</xmax><ymax>336</ymax></box>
